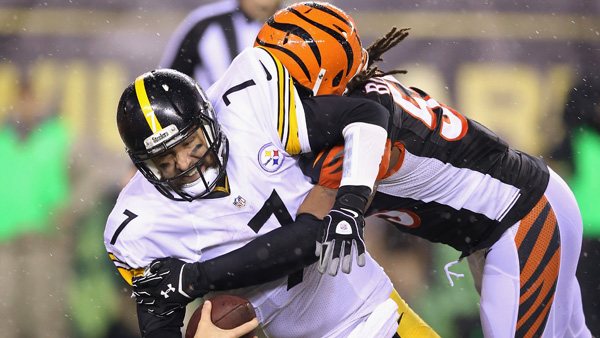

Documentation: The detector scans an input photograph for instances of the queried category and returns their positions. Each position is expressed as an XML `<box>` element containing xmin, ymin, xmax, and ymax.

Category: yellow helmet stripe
<box><xmin>135</xmin><ymin>74</ymin><xmax>163</xmax><ymax>133</ymax></box>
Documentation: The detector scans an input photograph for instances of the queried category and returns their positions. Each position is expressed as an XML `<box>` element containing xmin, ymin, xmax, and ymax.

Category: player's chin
<box><xmin>178</xmin><ymin>169</ymin><xmax>201</xmax><ymax>185</ymax></box>
<box><xmin>170</xmin><ymin>177</ymin><xmax>197</xmax><ymax>191</ymax></box>
<box><xmin>178</xmin><ymin>176</ymin><xmax>201</xmax><ymax>189</ymax></box>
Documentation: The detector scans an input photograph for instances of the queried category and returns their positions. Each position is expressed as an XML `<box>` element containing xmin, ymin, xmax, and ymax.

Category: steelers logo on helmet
<box><xmin>258</xmin><ymin>143</ymin><xmax>285</xmax><ymax>172</ymax></box>
<box><xmin>116</xmin><ymin>69</ymin><xmax>229</xmax><ymax>201</ymax></box>
<box><xmin>255</xmin><ymin>1</ymin><xmax>368</xmax><ymax>96</ymax></box>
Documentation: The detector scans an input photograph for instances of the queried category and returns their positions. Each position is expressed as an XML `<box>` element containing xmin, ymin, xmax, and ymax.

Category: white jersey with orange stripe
<box><xmin>352</xmin><ymin>75</ymin><xmax>550</xmax><ymax>256</ymax></box>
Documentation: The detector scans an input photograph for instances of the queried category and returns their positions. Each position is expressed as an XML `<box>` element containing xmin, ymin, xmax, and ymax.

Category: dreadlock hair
<box><xmin>346</xmin><ymin>27</ymin><xmax>411</xmax><ymax>93</ymax></box>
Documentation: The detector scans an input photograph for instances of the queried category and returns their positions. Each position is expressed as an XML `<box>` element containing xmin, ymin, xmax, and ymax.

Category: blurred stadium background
<box><xmin>0</xmin><ymin>0</ymin><xmax>598</xmax><ymax>337</ymax></box>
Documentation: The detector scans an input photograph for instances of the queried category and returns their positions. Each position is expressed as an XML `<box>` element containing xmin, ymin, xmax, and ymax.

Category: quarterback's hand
<box><xmin>132</xmin><ymin>257</ymin><xmax>208</xmax><ymax>317</ymax></box>
<box><xmin>316</xmin><ymin>186</ymin><xmax>369</xmax><ymax>276</ymax></box>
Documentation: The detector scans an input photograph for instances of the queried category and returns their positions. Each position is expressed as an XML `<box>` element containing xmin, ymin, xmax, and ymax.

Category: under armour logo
<box><xmin>160</xmin><ymin>284</ymin><xmax>176</xmax><ymax>298</ymax></box>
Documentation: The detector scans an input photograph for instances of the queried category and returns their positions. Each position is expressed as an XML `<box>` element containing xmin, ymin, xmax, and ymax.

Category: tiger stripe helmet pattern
<box><xmin>254</xmin><ymin>1</ymin><xmax>367</xmax><ymax>96</ymax></box>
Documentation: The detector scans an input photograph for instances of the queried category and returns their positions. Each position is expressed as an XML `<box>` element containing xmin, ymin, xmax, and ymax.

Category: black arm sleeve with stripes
<box><xmin>302</xmin><ymin>95</ymin><xmax>389</xmax><ymax>151</ymax></box>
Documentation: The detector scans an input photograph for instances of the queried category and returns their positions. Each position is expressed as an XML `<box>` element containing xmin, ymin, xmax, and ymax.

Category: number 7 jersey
<box><xmin>104</xmin><ymin>47</ymin><xmax>394</xmax><ymax>338</ymax></box>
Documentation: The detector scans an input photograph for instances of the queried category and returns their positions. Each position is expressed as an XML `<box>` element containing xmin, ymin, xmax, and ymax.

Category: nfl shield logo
<box><xmin>233</xmin><ymin>195</ymin><xmax>246</xmax><ymax>209</ymax></box>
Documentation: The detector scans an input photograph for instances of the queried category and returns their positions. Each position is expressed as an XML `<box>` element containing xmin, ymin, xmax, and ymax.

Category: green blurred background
<box><xmin>0</xmin><ymin>1</ymin><xmax>598</xmax><ymax>337</ymax></box>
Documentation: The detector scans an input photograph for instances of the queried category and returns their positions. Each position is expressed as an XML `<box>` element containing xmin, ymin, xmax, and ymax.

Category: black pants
<box><xmin>577</xmin><ymin>237</ymin><xmax>600</xmax><ymax>337</ymax></box>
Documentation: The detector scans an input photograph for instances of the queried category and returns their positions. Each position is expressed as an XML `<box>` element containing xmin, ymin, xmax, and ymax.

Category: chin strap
<box><xmin>312</xmin><ymin>69</ymin><xmax>327</xmax><ymax>95</ymax></box>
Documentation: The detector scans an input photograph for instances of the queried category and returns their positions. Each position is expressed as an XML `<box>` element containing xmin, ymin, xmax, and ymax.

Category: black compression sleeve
<box><xmin>199</xmin><ymin>213</ymin><xmax>321</xmax><ymax>291</ymax></box>
<box><xmin>302</xmin><ymin>95</ymin><xmax>389</xmax><ymax>151</ymax></box>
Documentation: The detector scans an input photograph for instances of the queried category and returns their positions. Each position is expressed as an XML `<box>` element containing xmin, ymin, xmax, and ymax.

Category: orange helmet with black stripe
<box><xmin>254</xmin><ymin>1</ymin><xmax>367</xmax><ymax>96</ymax></box>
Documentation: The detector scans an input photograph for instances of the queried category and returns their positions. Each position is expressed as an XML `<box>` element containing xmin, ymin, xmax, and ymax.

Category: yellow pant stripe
<box><xmin>389</xmin><ymin>289</ymin><xmax>441</xmax><ymax>338</ymax></box>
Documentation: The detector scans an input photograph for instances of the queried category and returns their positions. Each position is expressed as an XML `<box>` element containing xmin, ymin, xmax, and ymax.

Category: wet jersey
<box><xmin>301</xmin><ymin>75</ymin><xmax>550</xmax><ymax>256</ymax></box>
<box><xmin>105</xmin><ymin>48</ymin><xmax>394</xmax><ymax>338</ymax></box>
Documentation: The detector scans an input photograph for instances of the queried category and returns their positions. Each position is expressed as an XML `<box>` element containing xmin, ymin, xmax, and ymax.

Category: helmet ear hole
<box><xmin>332</xmin><ymin>70</ymin><xmax>343</xmax><ymax>88</ymax></box>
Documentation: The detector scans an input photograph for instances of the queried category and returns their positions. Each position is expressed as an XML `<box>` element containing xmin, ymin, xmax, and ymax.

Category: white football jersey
<box><xmin>105</xmin><ymin>47</ymin><xmax>393</xmax><ymax>338</ymax></box>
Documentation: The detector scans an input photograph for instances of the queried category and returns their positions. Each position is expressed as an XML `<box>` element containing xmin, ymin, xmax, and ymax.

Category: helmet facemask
<box><xmin>117</xmin><ymin>69</ymin><xmax>230</xmax><ymax>202</ymax></box>
<box><xmin>117</xmin><ymin>69</ymin><xmax>228</xmax><ymax>201</ymax></box>
<box><xmin>129</xmin><ymin>115</ymin><xmax>229</xmax><ymax>202</ymax></box>
<box><xmin>343</xmin><ymin>48</ymin><xmax>369</xmax><ymax>95</ymax></box>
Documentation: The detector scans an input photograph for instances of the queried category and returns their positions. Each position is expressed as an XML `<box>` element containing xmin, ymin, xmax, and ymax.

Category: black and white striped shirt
<box><xmin>159</xmin><ymin>0</ymin><xmax>266</xmax><ymax>89</ymax></box>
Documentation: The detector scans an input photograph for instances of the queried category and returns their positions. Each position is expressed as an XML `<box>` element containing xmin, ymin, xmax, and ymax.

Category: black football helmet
<box><xmin>116</xmin><ymin>69</ymin><xmax>228</xmax><ymax>201</ymax></box>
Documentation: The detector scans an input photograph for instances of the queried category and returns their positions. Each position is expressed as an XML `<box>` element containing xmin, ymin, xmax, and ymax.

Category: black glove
<box><xmin>316</xmin><ymin>185</ymin><xmax>370</xmax><ymax>276</ymax></box>
<box><xmin>132</xmin><ymin>257</ymin><xmax>209</xmax><ymax>317</ymax></box>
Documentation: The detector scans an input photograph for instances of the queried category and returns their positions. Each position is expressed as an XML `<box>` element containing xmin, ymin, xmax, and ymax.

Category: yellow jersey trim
<box><xmin>389</xmin><ymin>289</ymin><xmax>441</xmax><ymax>337</ymax></box>
<box><xmin>255</xmin><ymin>47</ymin><xmax>302</xmax><ymax>155</ymax></box>
<box><xmin>108</xmin><ymin>252</ymin><xmax>145</xmax><ymax>286</ymax></box>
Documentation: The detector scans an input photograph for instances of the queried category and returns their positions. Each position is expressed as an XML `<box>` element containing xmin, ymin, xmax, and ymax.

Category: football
<box><xmin>185</xmin><ymin>294</ymin><xmax>257</xmax><ymax>338</ymax></box>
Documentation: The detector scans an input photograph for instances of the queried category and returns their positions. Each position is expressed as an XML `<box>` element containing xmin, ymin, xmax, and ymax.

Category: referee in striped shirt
<box><xmin>159</xmin><ymin>0</ymin><xmax>281</xmax><ymax>89</ymax></box>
